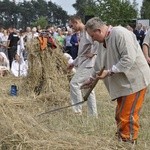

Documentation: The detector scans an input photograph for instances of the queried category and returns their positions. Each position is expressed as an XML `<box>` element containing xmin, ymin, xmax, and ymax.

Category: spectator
<box><xmin>0</xmin><ymin>52</ymin><xmax>9</xmax><ymax>76</ymax></box>
<box><xmin>70</xmin><ymin>31</ymin><xmax>80</xmax><ymax>59</ymax></box>
<box><xmin>55</xmin><ymin>28</ymin><xmax>65</xmax><ymax>48</ymax></box>
<box><xmin>143</xmin><ymin>25</ymin><xmax>148</xmax><ymax>35</ymax></box>
<box><xmin>133</xmin><ymin>23</ymin><xmax>145</xmax><ymax>47</ymax></box>
<box><xmin>11</xmin><ymin>52</ymin><xmax>28</xmax><ymax>77</ymax></box>
<box><xmin>31</xmin><ymin>27</ymin><xmax>39</xmax><ymax>38</ymax></box>
<box><xmin>0</xmin><ymin>30</ymin><xmax>9</xmax><ymax>56</ymax></box>
<box><xmin>25</xmin><ymin>27</ymin><xmax>32</xmax><ymax>42</ymax></box>
<box><xmin>7</xmin><ymin>27</ymin><xmax>20</xmax><ymax>68</ymax></box>
<box><xmin>64</xmin><ymin>29</ymin><xmax>72</xmax><ymax>55</ymax></box>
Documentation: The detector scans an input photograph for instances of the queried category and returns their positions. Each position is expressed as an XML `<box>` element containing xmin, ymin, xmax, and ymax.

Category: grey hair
<box><xmin>85</xmin><ymin>17</ymin><xmax>105</xmax><ymax>31</ymax></box>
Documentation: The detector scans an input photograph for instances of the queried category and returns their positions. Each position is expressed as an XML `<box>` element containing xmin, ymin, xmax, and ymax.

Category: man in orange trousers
<box><xmin>82</xmin><ymin>17</ymin><xmax>150</xmax><ymax>143</ymax></box>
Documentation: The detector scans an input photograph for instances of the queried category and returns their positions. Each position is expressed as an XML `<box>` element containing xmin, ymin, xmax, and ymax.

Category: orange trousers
<box><xmin>115</xmin><ymin>88</ymin><xmax>147</xmax><ymax>141</ymax></box>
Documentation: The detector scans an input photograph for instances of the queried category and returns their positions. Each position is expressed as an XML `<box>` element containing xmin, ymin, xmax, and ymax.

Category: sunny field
<box><xmin>0</xmin><ymin>76</ymin><xmax>150</xmax><ymax>150</ymax></box>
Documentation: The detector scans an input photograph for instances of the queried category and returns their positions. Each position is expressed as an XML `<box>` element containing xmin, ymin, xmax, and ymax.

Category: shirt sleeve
<box><xmin>113</xmin><ymin>30</ymin><xmax>138</xmax><ymax>73</ymax></box>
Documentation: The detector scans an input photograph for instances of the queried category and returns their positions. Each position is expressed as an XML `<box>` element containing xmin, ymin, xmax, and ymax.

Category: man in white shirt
<box><xmin>67</xmin><ymin>16</ymin><xmax>98</xmax><ymax>116</ymax></box>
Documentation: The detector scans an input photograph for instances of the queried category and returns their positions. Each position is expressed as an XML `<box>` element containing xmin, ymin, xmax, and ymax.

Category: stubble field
<box><xmin>0</xmin><ymin>76</ymin><xmax>150</xmax><ymax>150</ymax></box>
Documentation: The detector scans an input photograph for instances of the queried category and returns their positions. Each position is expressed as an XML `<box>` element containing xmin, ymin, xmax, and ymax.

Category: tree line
<box><xmin>0</xmin><ymin>0</ymin><xmax>69</xmax><ymax>29</ymax></box>
<box><xmin>0</xmin><ymin>0</ymin><xmax>150</xmax><ymax>29</ymax></box>
<box><xmin>72</xmin><ymin>0</ymin><xmax>150</xmax><ymax>27</ymax></box>
<box><xmin>73</xmin><ymin>0</ymin><xmax>138</xmax><ymax>26</ymax></box>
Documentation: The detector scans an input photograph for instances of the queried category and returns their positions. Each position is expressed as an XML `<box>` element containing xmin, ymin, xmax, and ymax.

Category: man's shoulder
<box><xmin>111</xmin><ymin>26</ymin><xmax>128</xmax><ymax>36</ymax></box>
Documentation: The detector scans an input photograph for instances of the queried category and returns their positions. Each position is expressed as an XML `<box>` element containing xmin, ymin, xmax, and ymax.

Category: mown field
<box><xmin>0</xmin><ymin>76</ymin><xmax>150</xmax><ymax>150</ymax></box>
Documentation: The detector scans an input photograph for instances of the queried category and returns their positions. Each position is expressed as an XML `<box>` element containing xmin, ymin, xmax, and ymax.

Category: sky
<box><xmin>50</xmin><ymin>0</ymin><xmax>76</xmax><ymax>15</ymax></box>
<box><xmin>132</xmin><ymin>0</ymin><xmax>143</xmax><ymax>10</ymax></box>
<box><xmin>51</xmin><ymin>0</ymin><xmax>143</xmax><ymax>15</ymax></box>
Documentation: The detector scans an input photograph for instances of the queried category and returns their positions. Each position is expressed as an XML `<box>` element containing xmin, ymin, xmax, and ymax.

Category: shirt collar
<box><xmin>103</xmin><ymin>25</ymin><xmax>113</xmax><ymax>48</ymax></box>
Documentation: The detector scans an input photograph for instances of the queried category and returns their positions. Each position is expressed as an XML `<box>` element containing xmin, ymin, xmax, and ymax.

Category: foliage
<box><xmin>73</xmin><ymin>0</ymin><xmax>138</xmax><ymax>26</ymax></box>
<box><xmin>32</xmin><ymin>16</ymin><xmax>48</xmax><ymax>29</ymax></box>
<box><xmin>0</xmin><ymin>0</ymin><xmax>69</xmax><ymax>29</ymax></box>
<box><xmin>141</xmin><ymin>0</ymin><xmax>150</xmax><ymax>19</ymax></box>
<box><xmin>72</xmin><ymin>0</ymin><xmax>87</xmax><ymax>22</ymax></box>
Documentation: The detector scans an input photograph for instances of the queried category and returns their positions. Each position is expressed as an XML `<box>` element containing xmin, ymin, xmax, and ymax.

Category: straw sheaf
<box><xmin>21</xmin><ymin>38</ymin><xmax>70</xmax><ymax>107</ymax></box>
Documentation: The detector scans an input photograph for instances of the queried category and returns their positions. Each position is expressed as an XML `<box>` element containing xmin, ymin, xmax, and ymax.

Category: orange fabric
<box><xmin>38</xmin><ymin>36</ymin><xmax>47</xmax><ymax>50</ymax></box>
<box><xmin>115</xmin><ymin>88</ymin><xmax>147</xmax><ymax>141</ymax></box>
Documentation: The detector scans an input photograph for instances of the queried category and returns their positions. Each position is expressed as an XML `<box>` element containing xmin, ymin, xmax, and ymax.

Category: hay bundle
<box><xmin>0</xmin><ymin>38</ymin><xmax>74</xmax><ymax>149</ymax></box>
<box><xmin>21</xmin><ymin>38</ymin><xmax>70</xmax><ymax>106</ymax></box>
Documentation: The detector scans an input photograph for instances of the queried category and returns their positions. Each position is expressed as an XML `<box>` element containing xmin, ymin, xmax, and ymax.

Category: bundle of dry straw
<box><xmin>21</xmin><ymin>38</ymin><xmax>71</xmax><ymax>106</ymax></box>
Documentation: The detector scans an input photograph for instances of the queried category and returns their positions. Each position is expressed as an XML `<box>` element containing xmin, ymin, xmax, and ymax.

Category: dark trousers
<box><xmin>71</xmin><ymin>46</ymin><xmax>78</xmax><ymax>60</ymax></box>
<box><xmin>8</xmin><ymin>46</ymin><xmax>17</xmax><ymax>68</ymax></box>
<box><xmin>65</xmin><ymin>46</ymin><xmax>72</xmax><ymax>56</ymax></box>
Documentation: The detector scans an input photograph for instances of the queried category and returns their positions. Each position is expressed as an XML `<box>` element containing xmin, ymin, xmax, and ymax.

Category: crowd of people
<box><xmin>0</xmin><ymin>22</ymin><xmax>149</xmax><ymax>77</ymax></box>
<box><xmin>126</xmin><ymin>23</ymin><xmax>150</xmax><ymax>65</ymax></box>
<box><xmin>0</xmin><ymin>25</ymin><xmax>80</xmax><ymax>77</ymax></box>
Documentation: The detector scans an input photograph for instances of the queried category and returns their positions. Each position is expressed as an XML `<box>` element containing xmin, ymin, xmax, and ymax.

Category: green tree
<box><xmin>72</xmin><ymin>0</ymin><xmax>87</xmax><ymax>21</ymax></box>
<box><xmin>73</xmin><ymin>0</ymin><xmax>138</xmax><ymax>26</ymax></box>
<box><xmin>32</xmin><ymin>16</ymin><xmax>48</xmax><ymax>29</ymax></box>
<box><xmin>0</xmin><ymin>0</ymin><xmax>69</xmax><ymax>28</ymax></box>
<box><xmin>0</xmin><ymin>0</ymin><xmax>19</xmax><ymax>27</ymax></box>
<box><xmin>18</xmin><ymin>1</ymin><xmax>35</xmax><ymax>27</ymax></box>
<box><xmin>141</xmin><ymin>0</ymin><xmax>150</xmax><ymax>19</ymax></box>
<box><xmin>31</xmin><ymin>0</ymin><xmax>48</xmax><ymax>19</ymax></box>
<box><xmin>47</xmin><ymin>1</ymin><xmax>68</xmax><ymax>26</ymax></box>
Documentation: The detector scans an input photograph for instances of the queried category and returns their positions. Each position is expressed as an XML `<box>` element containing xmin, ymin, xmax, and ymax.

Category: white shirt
<box><xmin>11</xmin><ymin>59</ymin><xmax>28</xmax><ymax>77</ymax></box>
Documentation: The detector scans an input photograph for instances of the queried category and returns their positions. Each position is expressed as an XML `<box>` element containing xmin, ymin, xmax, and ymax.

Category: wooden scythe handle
<box><xmin>83</xmin><ymin>66</ymin><xmax>105</xmax><ymax>101</ymax></box>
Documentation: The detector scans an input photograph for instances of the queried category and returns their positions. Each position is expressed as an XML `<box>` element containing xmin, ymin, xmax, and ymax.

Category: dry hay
<box><xmin>20</xmin><ymin>38</ymin><xmax>71</xmax><ymax>107</ymax></box>
<box><xmin>0</xmin><ymin>77</ymin><xmax>109</xmax><ymax>150</ymax></box>
<box><xmin>0</xmin><ymin>77</ymin><xmax>140</xmax><ymax>150</ymax></box>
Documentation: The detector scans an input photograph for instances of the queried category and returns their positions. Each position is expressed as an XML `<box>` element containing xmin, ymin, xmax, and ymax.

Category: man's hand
<box><xmin>81</xmin><ymin>66</ymin><xmax>105</xmax><ymax>90</ymax></box>
<box><xmin>96</xmin><ymin>69</ymin><xmax>109</xmax><ymax>79</ymax></box>
<box><xmin>81</xmin><ymin>77</ymin><xmax>95</xmax><ymax>89</ymax></box>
